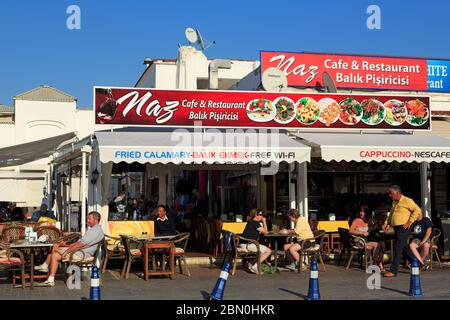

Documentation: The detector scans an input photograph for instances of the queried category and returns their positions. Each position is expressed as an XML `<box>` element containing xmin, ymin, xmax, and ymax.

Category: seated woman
<box><xmin>350</xmin><ymin>205</ymin><xmax>385</xmax><ymax>272</ymax></box>
<box><xmin>283</xmin><ymin>209</ymin><xmax>314</xmax><ymax>271</ymax></box>
<box><xmin>241</xmin><ymin>209</ymin><xmax>272</xmax><ymax>274</ymax></box>
<box><xmin>409</xmin><ymin>212</ymin><xmax>433</xmax><ymax>269</ymax></box>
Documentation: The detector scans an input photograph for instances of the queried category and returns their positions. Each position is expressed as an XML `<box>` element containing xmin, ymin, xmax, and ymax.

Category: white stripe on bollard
<box><xmin>310</xmin><ymin>271</ymin><xmax>318</xmax><ymax>278</ymax></box>
<box><xmin>91</xmin><ymin>279</ymin><xmax>100</xmax><ymax>286</ymax></box>
<box><xmin>219</xmin><ymin>271</ymin><xmax>229</xmax><ymax>280</ymax></box>
<box><xmin>412</xmin><ymin>267</ymin><xmax>419</xmax><ymax>275</ymax></box>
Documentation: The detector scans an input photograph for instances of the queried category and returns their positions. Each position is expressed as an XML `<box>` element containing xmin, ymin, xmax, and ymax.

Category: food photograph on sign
<box><xmin>94</xmin><ymin>87</ymin><xmax>430</xmax><ymax>130</ymax></box>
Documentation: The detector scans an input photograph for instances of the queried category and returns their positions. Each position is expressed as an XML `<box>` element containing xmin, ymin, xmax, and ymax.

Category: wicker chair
<box><xmin>172</xmin><ymin>232</ymin><xmax>191</xmax><ymax>276</ymax></box>
<box><xmin>295</xmin><ymin>229</ymin><xmax>327</xmax><ymax>273</ymax></box>
<box><xmin>429</xmin><ymin>228</ymin><xmax>442</xmax><ymax>270</ymax></box>
<box><xmin>100</xmin><ymin>235</ymin><xmax>127</xmax><ymax>275</ymax></box>
<box><xmin>337</xmin><ymin>228</ymin><xmax>373</xmax><ymax>270</ymax></box>
<box><xmin>0</xmin><ymin>241</ymin><xmax>26</xmax><ymax>288</ymax></box>
<box><xmin>1</xmin><ymin>226</ymin><xmax>25</xmax><ymax>243</ymax></box>
<box><xmin>229</xmin><ymin>232</ymin><xmax>263</xmax><ymax>275</ymax></box>
<box><xmin>62</xmin><ymin>239</ymin><xmax>104</xmax><ymax>280</ymax></box>
<box><xmin>37</xmin><ymin>226</ymin><xmax>62</xmax><ymax>243</ymax></box>
<box><xmin>120</xmin><ymin>235</ymin><xmax>144</xmax><ymax>279</ymax></box>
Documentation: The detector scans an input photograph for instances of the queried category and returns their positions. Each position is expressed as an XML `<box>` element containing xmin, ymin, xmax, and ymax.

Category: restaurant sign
<box><xmin>261</xmin><ymin>51</ymin><xmax>450</xmax><ymax>92</ymax></box>
<box><xmin>95</xmin><ymin>86</ymin><xmax>430</xmax><ymax>130</ymax></box>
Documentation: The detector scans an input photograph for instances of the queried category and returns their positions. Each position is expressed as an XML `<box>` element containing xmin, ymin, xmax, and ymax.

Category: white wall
<box><xmin>14</xmin><ymin>100</ymin><xmax>76</xmax><ymax>144</ymax></box>
<box><xmin>0</xmin><ymin>123</ymin><xmax>15</xmax><ymax>148</ymax></box>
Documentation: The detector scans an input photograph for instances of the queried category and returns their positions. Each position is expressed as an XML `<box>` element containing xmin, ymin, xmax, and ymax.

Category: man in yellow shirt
<box><xmin>382</xmin><ymin>185</ymin><xmax>421</xmax><ymax>277</ymax></box>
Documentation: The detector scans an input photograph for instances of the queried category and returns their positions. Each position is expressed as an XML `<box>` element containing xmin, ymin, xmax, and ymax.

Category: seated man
<box><xmin>409</xmin><ymin>212</ymin><xmax>433</xmax><ymax>269</ymax></box>
<box><xmin>34</xmin><ymin>211</ymin><xmax>104</xmax><ymax>287</ymax></box>
<box><xmin>31</xmin><ymin>203</ymin><xmax>56</xmax><ymax>223</ymax></box>
<box><xmin>154</xmin><ymin>205</ymin><xmax>177</xmax><ymax>236</ymax></box>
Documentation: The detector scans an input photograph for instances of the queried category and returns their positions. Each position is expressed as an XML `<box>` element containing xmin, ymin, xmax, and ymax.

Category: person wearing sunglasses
<box><xmin>241</xmin><ymin>209</ymin><xmax>272</xmax><ymax>274</ymax></box>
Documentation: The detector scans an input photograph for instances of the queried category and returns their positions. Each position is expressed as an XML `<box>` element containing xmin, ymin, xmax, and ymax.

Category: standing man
<box><xmin>114</xmin><ymin>191</ymin><xmax>126</xmax><ymax>219</ymax></box>
<box><xmin>382</xmin><ymin>185</ymin><xmax>421</xmax><ymax>278</ymax></box>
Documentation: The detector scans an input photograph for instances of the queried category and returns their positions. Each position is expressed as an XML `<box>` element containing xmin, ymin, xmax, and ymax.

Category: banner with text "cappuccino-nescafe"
<box><xmin>94</xmin><ymin>87</ymin><xmax>430</xmax><ymax>130</ymax></box>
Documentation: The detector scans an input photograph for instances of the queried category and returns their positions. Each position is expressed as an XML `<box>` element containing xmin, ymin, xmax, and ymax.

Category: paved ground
<box><xmin>0</xmin><ymin>261</ymin><xmax>449</xmax><ymax>300</ymax></box>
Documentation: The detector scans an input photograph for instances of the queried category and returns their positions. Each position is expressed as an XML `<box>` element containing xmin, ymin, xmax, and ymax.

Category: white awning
<box><xmin>294</xmin><ymin>132</ymin><xmax>450</xmax><ymax>163</ymax></box>
<box><xmin>95</xmin><ymin>131</ymin><xmax>311</xmax><ymax>165</ymax></box>
<box><xmin>0</xmin><ymin>132</ymin><xmax>77</xmax><ymax>168</ymax></box>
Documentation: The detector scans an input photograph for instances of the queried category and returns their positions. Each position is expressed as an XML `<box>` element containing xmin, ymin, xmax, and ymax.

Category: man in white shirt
<box><xmin>35</xmin><ymin>211</ymin><xmax>104</xmax><ymax>287</ymax></box>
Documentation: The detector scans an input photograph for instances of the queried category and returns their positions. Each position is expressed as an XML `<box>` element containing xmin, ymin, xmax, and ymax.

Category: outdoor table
<box><xmin>10</xmin><ymin>241</ymin><xmax>53</xmax><ymax>289</ymax></box>
<box><xmin>143</xmin><ymin>241</ymin><xmax>175</xmax><ymax>280</ymax></box>
<box><xmin>263</xmin><ymin>232</ymin><xmax>292</xmax><ymax>270</ymax></box>
<box><xmin>122</xmin><ymin>234</ymin><xmax>177</xmax><ymax>241</ymax></box>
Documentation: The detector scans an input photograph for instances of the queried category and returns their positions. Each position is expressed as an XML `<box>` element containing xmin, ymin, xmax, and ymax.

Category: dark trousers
<box><xmin>389</xmin><ymin>226</ymin><xmax>413</xmax><ymax>274</ymax></box>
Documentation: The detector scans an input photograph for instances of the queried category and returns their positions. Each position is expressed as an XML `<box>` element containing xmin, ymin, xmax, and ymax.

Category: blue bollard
<box><xmin>307</xmin><ymin>259</ymin><xmax>321</xmax><ymax>300</ymax></box>
<box><xmin>89</xmin><ymin>265</ymin><xmax>101</xmax><ymax>300</ymax></box>
<box><xmin>210</xmin><ymin>261</ymin><xmax>231</xmax><ymax>300</ymax></box>
<box><xmin>409</xmin><ymin>257</ymin><xmax>423</xmax><ymax>297</ymax></box>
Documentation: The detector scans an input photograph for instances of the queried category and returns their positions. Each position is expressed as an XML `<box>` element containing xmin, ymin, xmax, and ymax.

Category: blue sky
<box><xmin>1</xmin><ymin>0</ymin><xmax>449</xmax><ymax>108</ymax></box>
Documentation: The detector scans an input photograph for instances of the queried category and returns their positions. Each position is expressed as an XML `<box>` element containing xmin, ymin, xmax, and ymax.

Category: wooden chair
<box><xmin>321</xmin><ymin>233</ymin><xmax>330</xmax><ymax>254</ymax></box>
<box><xmin>172</xmin><ymin>232</ymin><xmax>191</xmax><ymax>276</ymax></box>
<box><xmin>195</xmin><ymin>216</ymin><xmax>211</xmax><ymax>253</ymax></box>
<box><xmin>337</xmin><ymin>228</ymin><xmax>372</xmax><ymax>270</ymax></box>
<box><xmin>120</xmin><ymin>235</ymin><xmax>144</xmax><ymax>279</ymax></box>
<box><xmin>100</xmin><ymin>235</ymin><xmax>127</xmax><ymax>275</ymax></box>
<box><xmin>1</xmin><ymin>226</ymin><xmax>25</xmax><ymax>243</ymax></box>
<box><xmin>296</xmin><ymin>230</ymin><xmax>327</xmax><ymax>272</ymax></box>
<box><xmin>208</xmin><ymin>217</ymin><xmax>222</xmax><ymax>257</ymax></box>
<box><xmin>229</xmin><ymin>232</ymin><xmax>263</xmax><ymax>275</ymax></box>
<box><xmin>429</xmin><ymin>228</ymin><xmax>442</xmax><ymax>270</ymax></box>
<box><xmin>330</xmin><ymin>233</ymin><xmax>342</xmax><ymax>252</ymax></box>
<box><xmin>0</xmin><ymin>241</ymin><xmax>26</xmax><ymax>288</ymax></box>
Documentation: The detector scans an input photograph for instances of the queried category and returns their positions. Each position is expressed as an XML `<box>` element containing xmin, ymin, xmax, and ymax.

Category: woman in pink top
<box><xmin>350</xmin><ymin>205</ymin><xmax>385</xmax><ymax>272</ymax></box>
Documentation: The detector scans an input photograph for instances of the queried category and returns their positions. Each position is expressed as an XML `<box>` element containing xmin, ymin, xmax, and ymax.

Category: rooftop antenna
<box><xmin>184</xmin><ymin>27</ymin><xmax>215</xmax><ymax>51</ymax></box>
<box><xmin>322</xmin><ymin>71</ymin><xmax>338</xmax><ymax>93</ymax></box>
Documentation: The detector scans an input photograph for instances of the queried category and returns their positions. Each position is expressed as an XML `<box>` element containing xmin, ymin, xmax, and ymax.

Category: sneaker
<box><xmin>285</xmin><ymin>262</ymin><xmax>298</xmax><ymax>271</ymax></box>
<box><xmin>34</xmin><ymin>265</ymin><xmax>49</xmax><ymax>273</ymax></box>
<box><xmin>37</xmin><ymin>279</ymin><xmax>55</xmax><ymax>287</ymax></box>
<box><xmin>249</xmin><ymin>265</ymin><xmax>258</xmax><ymax>274</ymax></box>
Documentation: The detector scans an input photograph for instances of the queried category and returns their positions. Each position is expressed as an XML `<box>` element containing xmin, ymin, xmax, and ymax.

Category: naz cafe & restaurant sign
<box><xmin>261</xmin><ymin>51</ymin><xmax>450</xmax><ymax>92</ymax></box>
<box><xmin>95</xmin><ymin>87</ymin><xmax>430</xmax><ymax>131</ymax></box>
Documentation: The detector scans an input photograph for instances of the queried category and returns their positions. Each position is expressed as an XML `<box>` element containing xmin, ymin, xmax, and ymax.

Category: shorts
<box><xmin>58</xmin><ymin>247</ymin><xmax>89</xmax><ymax>262</ymax></box>
<box><xmin>411</xmin><ymin>238</ymin><xmax>431</xmax><ymax>246</ymax></box>
<box><xmin>240</xmin><ymin>243</ymin><xmax>269</xmax><ymax>254</ymax></box>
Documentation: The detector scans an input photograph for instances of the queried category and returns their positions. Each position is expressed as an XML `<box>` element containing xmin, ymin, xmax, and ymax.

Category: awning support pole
<box><xmin>420</xmin><ymin>162</ymin><xmax>432</xmax><ymax>218</ymax></box>
<box><xmin>297</xmin><ymin>162</ymin><xmax>308</xmax><ymax>220</ymax></box>
<box><xmin>81</xmin><ymin>150</ymin><xmax>87</xmax><ymax>234</ymax></box>
<box><xmin>289</xmin><ymin>163</ymin><xmax>296</xmax><ymax>210</ymax></box>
